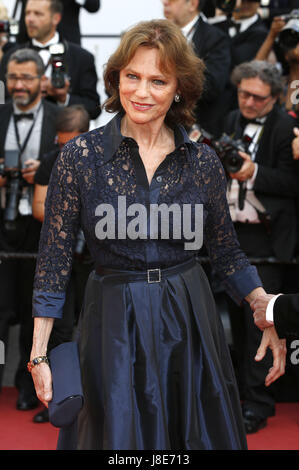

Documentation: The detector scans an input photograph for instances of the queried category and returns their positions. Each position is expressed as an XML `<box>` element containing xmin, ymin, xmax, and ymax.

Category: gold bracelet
<box><xmin>27</xmin><ymin>356</ymin><xmax>49</xmax><ymax>373</ymax></box>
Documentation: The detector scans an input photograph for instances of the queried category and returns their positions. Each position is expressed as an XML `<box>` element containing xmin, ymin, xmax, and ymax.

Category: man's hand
<box><xmin>22</xmin><ymin>159</ymin><xmax>40</xmax><ymax>184</ymax></box>
<box><xmin>42</xmin><ymin>77</ymin><xmax>70</xmax><ymax>104</ymax></box>
<box><xmin>251</xmin><ymin>294</ymin><xmax>276</xmax><ymax>330</ymax></box>
<box><xmin>229</xmin><ymin>151</ymin><xmax>255</xmax><ymax>182</ymax></box>
<box><xmin>255</xmin><ymin>326</ymin><xmax>286</xmax><ymax>387</ymax></box>
<box><xmin>268</xmin><ymin>16</ymin><xmax>286</xmax><ymax>40</ymax></box>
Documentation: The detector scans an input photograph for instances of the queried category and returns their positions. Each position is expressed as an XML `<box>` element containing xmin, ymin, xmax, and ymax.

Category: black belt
<box><xmin>95</xmin><ymin>258</ymin><xmax>197</xmax><ymax>284</ymax></box>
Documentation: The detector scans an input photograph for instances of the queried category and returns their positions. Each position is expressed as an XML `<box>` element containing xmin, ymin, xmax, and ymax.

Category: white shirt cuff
<box><xmin>266</xmin><ymin>294</ymin><xmax>283</xmax><ymax>322</ymax></box>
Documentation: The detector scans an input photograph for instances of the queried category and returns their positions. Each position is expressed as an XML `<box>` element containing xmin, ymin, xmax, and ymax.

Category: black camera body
<box><xmin>0</xmin><ymin>150</ymin><xmax>24</xmax><ymax>229</ymax></box>
<box><xmin>213</xmin><ymin>134</ymin><xmax>249</xmax><ymax>173</ymax></box>
<box><xmin>189</xmin><ymin>125</ymin><xmax>250</xmax><ymax>174</ymax></box>
<box><xmin>49</xmin><ymin>43</ymin><xmax>67</xmax><ymax>89</ymax></box>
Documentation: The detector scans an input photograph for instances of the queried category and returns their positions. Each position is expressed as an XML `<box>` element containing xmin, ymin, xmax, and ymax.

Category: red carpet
<box><xmin>0</xmin><ymin>387</ymin><xmax>59</xmax><ymax>450</ymax></box>
<box><xmin>0</xmin><ymin>387</ymin><xmax>298</xmax><ymax>450</ymax></box>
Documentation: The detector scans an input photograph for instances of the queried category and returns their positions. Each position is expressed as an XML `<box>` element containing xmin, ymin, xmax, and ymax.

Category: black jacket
<box><xmin>58</xmin><ymin>0</ymin><xmax>101</xmax><ymax>45</ymax></box>
<box><xmin>274</xmin><ymin>293</ymin><xmax>299</xmax><ymax>338</ymax></box>
<box><xmin>190</xmin><ymin>16</ymin><xmax>231</xmax><ymax>136</ymax></box>
<box><xmin>223</xmin><ymin>105</ymin><xmax>299</xmax><ymax>262</ymax></box>
<box><xmin>215</xmin><ymin>15</ymin><xmax>268</xmax><ymax>68</ymax></box>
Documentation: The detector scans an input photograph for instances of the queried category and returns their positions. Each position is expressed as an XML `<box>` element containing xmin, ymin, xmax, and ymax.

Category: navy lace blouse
<box><xmin>32</xmin><ymin>113</ymin><xmax>261</xmax><ymax>319</ymax></box>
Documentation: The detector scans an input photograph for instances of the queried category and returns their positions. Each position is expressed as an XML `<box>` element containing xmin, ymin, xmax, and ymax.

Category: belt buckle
<box><xmin>147</xmin><ymin>268</ymin><xmax>161</xmax><ymax>283</ymax></box>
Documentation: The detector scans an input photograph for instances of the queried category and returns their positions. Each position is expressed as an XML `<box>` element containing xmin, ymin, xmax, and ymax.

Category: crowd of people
<box><xmin>0</xmin><ymin>0</ymin><xmax>299</xmax><ymax>450</ymax></box>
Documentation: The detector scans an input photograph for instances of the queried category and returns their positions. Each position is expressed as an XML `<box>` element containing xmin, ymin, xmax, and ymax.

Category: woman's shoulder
<box><xmin>59</xmin><ymin>126</ymin><xmax>106</xmax><ymax>163</ymax></box>
<box><xmin>189</xmin><ymin>141</ymin><xmax>223</xmax><ymax>170</ymax></box>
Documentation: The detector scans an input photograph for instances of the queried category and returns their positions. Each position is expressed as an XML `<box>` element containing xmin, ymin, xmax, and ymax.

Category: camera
<box><xmin>49</xmin><ymin>43</ymin><xmax>67</xmax><ymax>89</ymax></box>
<box><xmin>214</xmin><ymin>134</ymin><xmax>250</xmax><ymax>173</ymax></box>
<box><xmin>189</xmin><ymin>125</ymin><xmax>251</xmax><ymax>174</ymax></box>
<box><xmin>0</xmin><ymin>20</ymin><xmax>19</xmax><ymax>38</ymax></box>
<box><xmin>0</xmin><ymin>150</ymin><xmax>23</xmax><ymax>229</ymax></box>
<box><xmin>278</xmin><ymin>11</ymin><xmax>299</xmax><ymax>51</ymax></box>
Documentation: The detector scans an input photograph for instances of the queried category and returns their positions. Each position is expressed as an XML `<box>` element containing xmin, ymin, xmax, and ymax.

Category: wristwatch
<box><xmin>27</xmin><ymin>356</ymin><xmax>49</xmax><ymax>373</ymax></box>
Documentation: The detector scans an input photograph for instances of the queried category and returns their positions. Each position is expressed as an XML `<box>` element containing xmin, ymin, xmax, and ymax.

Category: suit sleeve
<box><xmin>68</xmin><ymin>48</ymin><xmax>101</xmax><ymax>120</ymax></box>
<box><xmin>274</xmin><ymin>293</ymin><xmax>299</xmax><ymax>338</ymax></box>
<box><xmin>198</xmin><ymin>29</ymin><xmax>231</xmax><ymax>103</ymax></box>
<box><xmin>254</xmin><ymin>117</ymin><xmax>299</xmax><ymax>198</ymax></box>
<box><xmin>232</xmin><ymin>29</ymin><xmax>268</xmax><ymax>66</ymax></box>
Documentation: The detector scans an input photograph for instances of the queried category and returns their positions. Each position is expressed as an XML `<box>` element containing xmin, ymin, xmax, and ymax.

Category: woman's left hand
<box><xmin>255</xmin><ymin>326</ymin><xmax>286</xmax><ymax>387</ymax></box>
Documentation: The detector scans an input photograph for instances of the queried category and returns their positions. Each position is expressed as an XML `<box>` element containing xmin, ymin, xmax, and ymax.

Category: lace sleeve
<box><xmin>33</xmin><ymin>138</ymin><xmax>81</xmax><ymax>296</ymax></box>
<box><xmin>196</xmin><ymin>144</ymin><xmax>261</xmax><ymax>301</ymax></box>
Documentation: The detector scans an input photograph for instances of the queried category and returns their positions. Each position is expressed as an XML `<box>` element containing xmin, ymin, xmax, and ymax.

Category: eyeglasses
<box><xmin>6</xmin><ymin>74</ymin><xmax>41</xmax><ymax>85</ymax></box>
<box><xmin>237</xmin><ymin>89</ymin><xmax>272</xmax><ymax>104</ymax></box>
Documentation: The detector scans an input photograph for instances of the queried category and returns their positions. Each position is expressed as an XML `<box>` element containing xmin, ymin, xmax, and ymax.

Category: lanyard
<box><xmin>13</xmin><ymin>103</ymin><xmax>42</xmax><ymax>166</ymax></box>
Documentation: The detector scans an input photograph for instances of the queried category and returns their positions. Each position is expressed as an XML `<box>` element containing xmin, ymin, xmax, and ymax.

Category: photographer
<box><xmin>15</xmin><ymin>0</ymin><xmax>101</xmax><ymax>45</ymax></box>
<box><xmin>0</xmin><ymin>48</ymin><xmax>58</xmax><ymax>409</ymax></box>
<box><xmin>215</xmin><ymin>1</ymin><xmax>268</xmax><ymax>66</ymax></box>
<box><xmin>213</xmin><ymin>1</ymin><xmax>269</xmax><ymax>113</ymax></box>
<box><xmin>222</xmin><ymin>60</ymin><xmax>299</xmax><ymax>434</ymax></box>
<box><xmin>0</xmin><ymin>0</ymin><xmax>101</xmax><ymax>120</ymax></box>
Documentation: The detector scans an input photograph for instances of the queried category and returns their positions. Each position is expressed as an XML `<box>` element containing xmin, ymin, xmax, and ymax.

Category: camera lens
<box><xmin>279</xmin><ymin>29</ymin><xmax>299</xmax><ymax>50</ymax></box>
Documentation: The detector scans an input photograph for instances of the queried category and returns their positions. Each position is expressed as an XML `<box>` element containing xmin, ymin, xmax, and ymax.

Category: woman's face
<box><xmin>119</xmin><ymin>46</ymin><xmax>178</xmax><ymax>127</ymax></box>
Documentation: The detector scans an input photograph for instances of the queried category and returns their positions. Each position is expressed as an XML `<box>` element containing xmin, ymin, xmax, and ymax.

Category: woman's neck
<box><xmin>120</xmin><ymin>115</ymin><xmax>173</xmax><ymax>151</ymax></box>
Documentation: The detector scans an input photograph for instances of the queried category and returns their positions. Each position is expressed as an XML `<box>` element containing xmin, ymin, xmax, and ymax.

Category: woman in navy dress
<box><xmin>28</xmin><ymin>19</ymin><xmax>286</xmax><ymax>450</ymax></box>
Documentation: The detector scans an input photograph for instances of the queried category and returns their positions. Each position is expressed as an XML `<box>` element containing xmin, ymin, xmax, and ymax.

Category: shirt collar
<box><xmin>32</xmin><ymin>31</ymin><xmax>60</xmax><ymax>49</ymax></box>
<box><xmin>100</xmin><ymin>113</ymin><xmax>192</xmax><ymax>165</ymax></box>
<box><xmin>232</xmin><ymin>13</ymin><xmax>259</xmax><ymax>33</ymax></box>
<box><xmin>181</xmin><ymin>14</ymin><xmax>200</xmax><ymax>38</ymax></box>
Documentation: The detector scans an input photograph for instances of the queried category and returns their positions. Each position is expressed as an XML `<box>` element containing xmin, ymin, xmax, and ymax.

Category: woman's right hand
<box><xmin>31</xmin><ymin>362</ymin><xmax>53</xmax><ymax>408</ymax></box>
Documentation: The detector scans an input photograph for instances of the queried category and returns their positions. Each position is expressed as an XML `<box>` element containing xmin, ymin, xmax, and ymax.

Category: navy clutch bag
<box><xmin>48</xmin><ymin>341</ymin><xmax>84</xmax><ymax>428</ymax></box>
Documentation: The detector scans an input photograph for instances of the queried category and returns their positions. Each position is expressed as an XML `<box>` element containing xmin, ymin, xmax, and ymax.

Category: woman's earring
<box><xmin>174</xmin><ymin>94</ymin><xmax>181</xmax><ymax>103</ymax></box>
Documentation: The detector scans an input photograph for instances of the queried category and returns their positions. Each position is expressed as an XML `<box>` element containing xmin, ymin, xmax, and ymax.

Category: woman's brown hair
<box><xmin>103</xmin><ymin>19</ymin><xmax>205</xmax><ymax>128</ymax></box>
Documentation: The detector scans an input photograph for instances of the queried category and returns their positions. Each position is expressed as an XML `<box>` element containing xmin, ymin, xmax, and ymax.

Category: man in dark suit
<box><xmin>222</xmin><ymin>60</ymin><xmax>299</xmax><ymax>433</ymax></box>
<box><xmin>15</xmin><ymin>0</ymin><xmax>101</xmax><ymax>45</ymax></box>
<box><xmin>161</xmin><ymin>0</ymin><xmax>231</xmax><ymax>135</ymax></box>
<box><xmin>214</xmin><ymin>0</ymin><xmax>269</xmax><ymax>112</ymax></box>
<box><xmin>0</xmin><ymin>48</ymin><xmax>58</xmax><ymax>410</ymax></box>
<box><xmin>1</xmin><ymin>0</ymin><xmax>101</xmax><ymax>120</ymax></box>
<box><xmin>215</xmin><ymin>1</ymin><xmax>268</xmax><ymax>66</ymax></box>
<box><xmin>251</xmin><ymin>292</ymin><xmax>299</xmax><ymax>339</ymax></box>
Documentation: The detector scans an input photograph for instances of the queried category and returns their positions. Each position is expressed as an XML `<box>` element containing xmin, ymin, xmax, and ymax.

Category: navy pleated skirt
<box><xmin>57</xmin><ymin>259</ymin><xmax>247</xmax><ymax>450</ymax></box>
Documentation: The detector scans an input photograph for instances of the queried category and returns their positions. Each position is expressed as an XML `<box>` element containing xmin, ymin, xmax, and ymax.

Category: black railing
<box><xmin>1</xmin><ymin>252</ymin><xmax>299</xmax><ymax>264</ymax></box>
